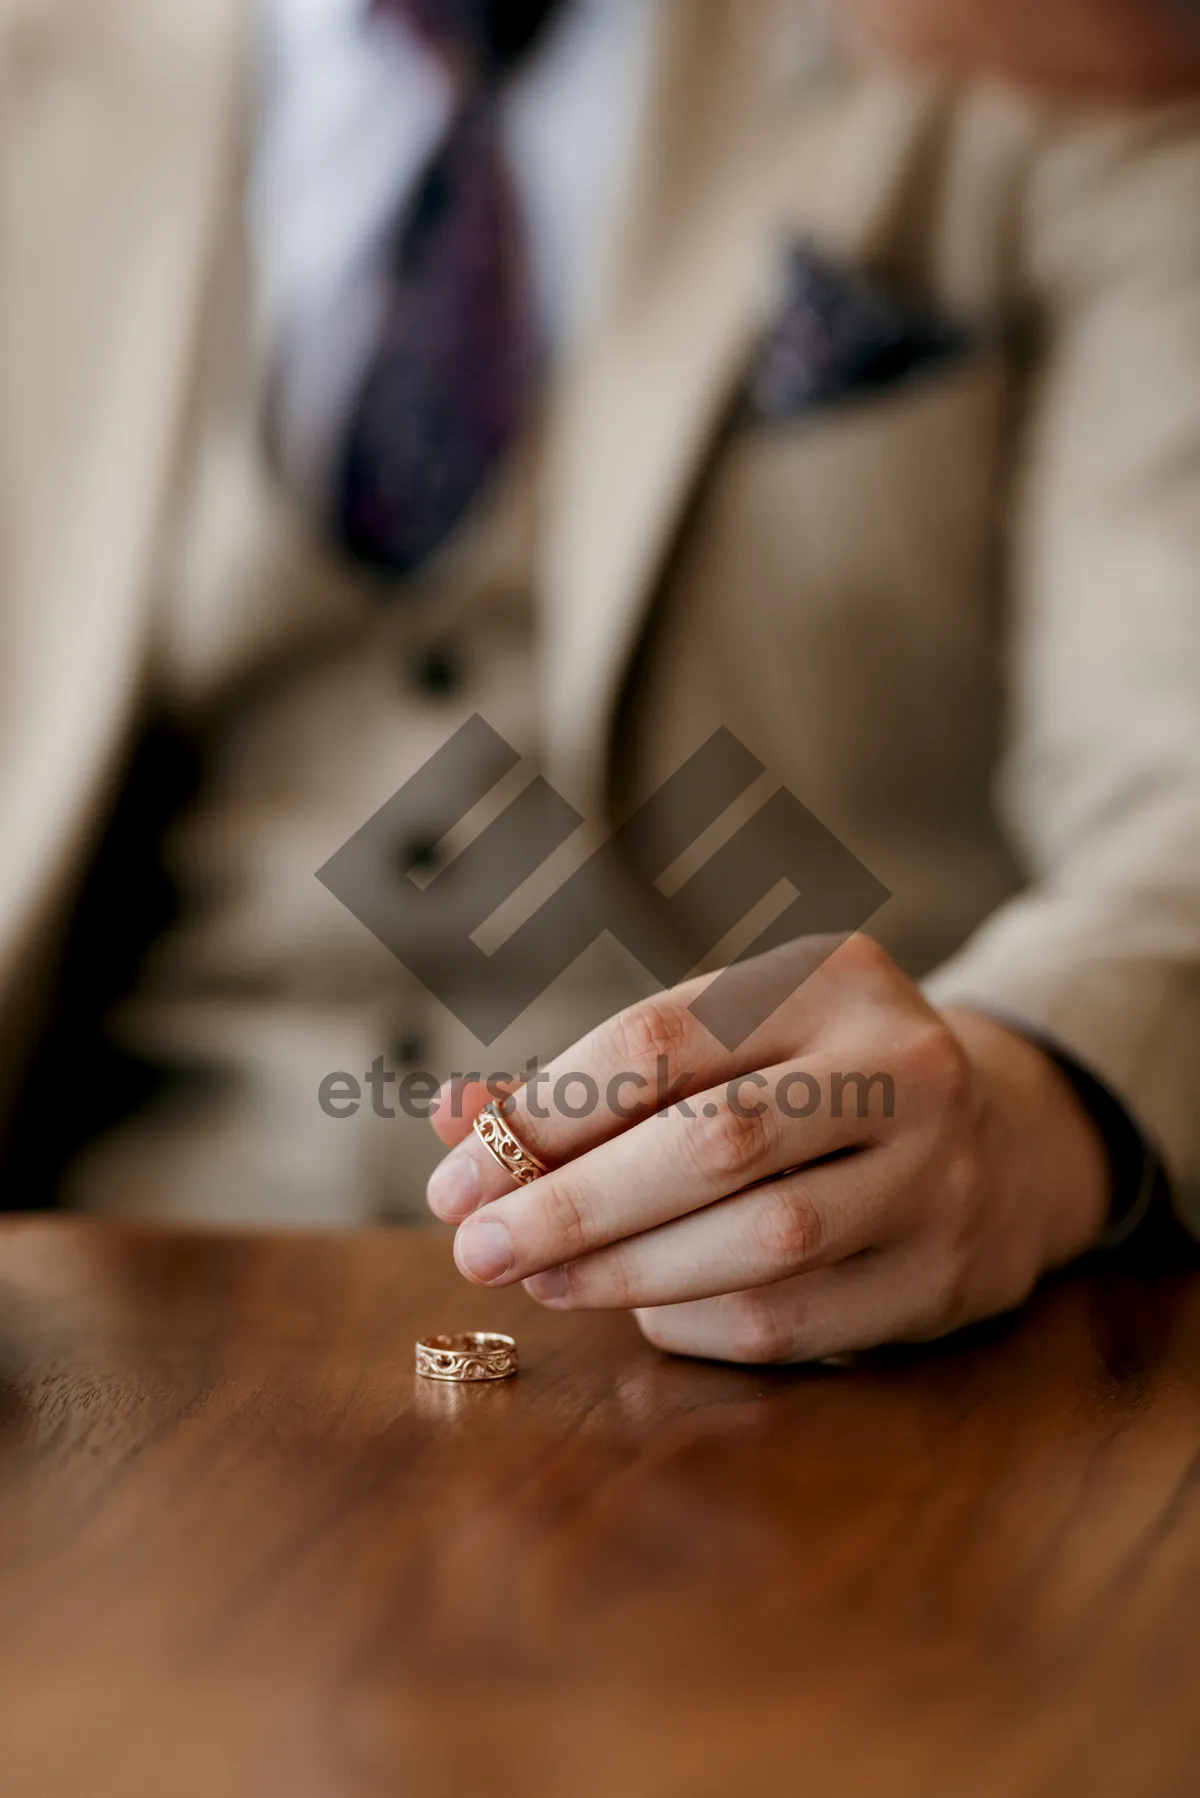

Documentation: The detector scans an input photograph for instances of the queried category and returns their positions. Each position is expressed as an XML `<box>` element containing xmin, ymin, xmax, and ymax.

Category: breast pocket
<box><xmin>718</xmin><ymin>344</ymin><xmax>1012</xmax><ymax>631</ymax></box>
<box><xmin>646</xmin><ymin>343</ymin><xmax>1016</xmax><ymax>828</ymax></box>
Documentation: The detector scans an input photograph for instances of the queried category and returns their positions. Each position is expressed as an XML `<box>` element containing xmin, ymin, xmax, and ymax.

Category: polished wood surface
<box><xmin>2</xmin><ymin>1219</ymin><xmax>1200</xmax><ymax>1797</ymax></box>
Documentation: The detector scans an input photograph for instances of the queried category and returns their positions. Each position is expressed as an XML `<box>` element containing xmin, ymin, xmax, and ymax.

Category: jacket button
<box><xmin>391</xmin><ymin>1029</ymin><xmax>426</xmax><ymax>1070</ymax></box>
<box><xmin>399</xmin><ymin>834</ymin><xmax>441</xmax><ymax>877</ymax></box>
<box><xmin>411</xmin><ymin>643</ymin><xmax>462</xmax><ymax>699</ymax></box>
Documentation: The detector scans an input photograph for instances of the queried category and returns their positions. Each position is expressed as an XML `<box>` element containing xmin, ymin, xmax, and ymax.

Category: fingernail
<box><xmin>455</xmin><ymin>1216</ymin><xmax>513</xmax><ymax>1285</ymax></box>
<box><xmin>524</xmin><ymin>1266</ymin><xmax>570</xmax><ymax>1305</ymax></box>
<box><xmin>427</xmin><ymin>1149</ymin><xmax>481</xmax><ymax>1222</ymax></box>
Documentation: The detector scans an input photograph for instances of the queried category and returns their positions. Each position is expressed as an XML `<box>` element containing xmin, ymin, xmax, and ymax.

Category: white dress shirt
<box><xmin>254</xmin><ymin>0</ymin><xmax>659</xmax><ymax>513</ymax></box>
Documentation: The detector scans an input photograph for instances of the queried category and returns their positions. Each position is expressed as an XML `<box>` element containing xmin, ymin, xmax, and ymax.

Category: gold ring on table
<box><xmin>472</xmin><ymin>1100</ymin><xmax>549</xmax><ymax>1187</ymax></box>
<box><xmin>415</xmin><ymin>1331</ymin><xmax>519</xmax><ymax>1382</ymax></box>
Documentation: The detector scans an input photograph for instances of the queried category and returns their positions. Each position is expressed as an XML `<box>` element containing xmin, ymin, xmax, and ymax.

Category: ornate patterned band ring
<box><xmin>472</xmin><ymin>1100</ymin><xmax>549</xmax><ymax>1186</ymax></box>
<box><xmin>415</xmin><ymin>1332</ymin><xmax>519</xmax><ymax>1383</ymax></box>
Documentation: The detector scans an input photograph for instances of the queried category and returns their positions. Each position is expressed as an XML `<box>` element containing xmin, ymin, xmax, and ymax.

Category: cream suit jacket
<box><xmin>1</xmin><ymin>0</ymin><xmax>1199</xmax><ymax>1223</ymax></box>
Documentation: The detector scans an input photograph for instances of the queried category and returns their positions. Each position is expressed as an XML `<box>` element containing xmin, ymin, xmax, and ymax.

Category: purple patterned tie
<box><xmin>334</xmin><ymin>0</ymin><xmax>563</xmax><ymax>579</ymax></box>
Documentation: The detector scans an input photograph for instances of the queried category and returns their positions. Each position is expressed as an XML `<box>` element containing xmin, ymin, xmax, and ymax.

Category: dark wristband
<box><xmin>1036</xmin><ymin>1042</ymin><xmax>1195</xmax><ymax>1268</ymax></box>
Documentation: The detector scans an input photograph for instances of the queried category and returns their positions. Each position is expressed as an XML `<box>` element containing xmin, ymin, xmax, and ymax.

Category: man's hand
<box><xmin>425</xmin><ymin>936</ymin><xmax>1111</xmax><ymax>1364</ymax></box>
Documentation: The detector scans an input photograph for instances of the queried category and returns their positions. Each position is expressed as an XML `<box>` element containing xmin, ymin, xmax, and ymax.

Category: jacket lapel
<box><xmin>0</xmin><ymin>0</ymin><xmax>249</xmax><ymax>1104</ymax></box>
<box><xmin>541</xmin><ymin>0</ymin><xmax>941</xmax><ymax>813</ymax></box>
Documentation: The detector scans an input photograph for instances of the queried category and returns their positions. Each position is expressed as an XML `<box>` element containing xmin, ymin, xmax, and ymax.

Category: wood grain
<box><xmin>1</xmin><ymin>1219</ymin><xmax>1200</xmax><ymax>1797</ymax></box>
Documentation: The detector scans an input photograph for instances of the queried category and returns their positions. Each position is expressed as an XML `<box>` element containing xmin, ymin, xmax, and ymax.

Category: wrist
<box><xmin>942</xmin><ymin>1006</ymin><xmax>1111</xmax><ymax>1268</ymax></box>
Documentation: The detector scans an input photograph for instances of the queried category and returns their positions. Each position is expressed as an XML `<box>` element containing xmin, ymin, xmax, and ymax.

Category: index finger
<box><xmin>425</xmin><ymin>988</ymin><xmax>713</xmax><ymax>1222</ymax></box>
<box><xmin>424</xmin><ymin>954</ymin><xmax>829</xmax><ymax>1223</ymax></box>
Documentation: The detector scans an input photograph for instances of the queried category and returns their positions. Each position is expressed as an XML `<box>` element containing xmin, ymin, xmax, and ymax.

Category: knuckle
<box><xmin>919</xmin><ymin>1283</ymin><xmax>965</xmax><ymax>1343</ymax></box>
<box><xmin>539</xmin><ymin>1177</ymin><xmax>594</xmax><ymax>1260</ymax></box>
<box><xmin>598</xmin><ymin>1250</ymin><xmax>636</xmax><ymax>1310</ymax></box>
<box><xmin>834</xmin><ymin>932</ymin><xmax>893</xmax><ymax>982</ymax></box>
<box><xmin>754</xmin><ymin>1188</ymin><xmax>826</xmax><ymax>1274</ymax></box>
<box><xmin>940</xmin><ymin>1147</ymin><xmax>981</xmax><ymax>1214</ymax></box>
<box><xmin>610</xmin><ymin>994</ymin><xmax>698</xmax><ymax>1080</ymax></box>
<box><xmin>724</xmin><ymin>1293</ymin><xmax>796</xmax><ymax>1366</ymax></box>
<box><xmin>906</xmin><ymin>1020</ymin><xmax>972</xmax><ymax>1109</ymax></box>
<box><xmin>700</xmin><ymin>1100</ymin><xmax>775</xmax><ymax>1189</ymax></box>
<box><xmin>909</xmin><ymin>1252</ymin><xmax>970</xmax><ymax>1341</ymax></box>
<box><xmin>635</xmin><ymin>1307</ymin><xmax>677</xmax><ymax>1353</ymax></box>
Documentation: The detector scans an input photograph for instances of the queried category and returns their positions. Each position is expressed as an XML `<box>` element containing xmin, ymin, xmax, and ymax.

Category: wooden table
<box><xmin>1</xmin><ymin>1219</ymin><xmax>1199</xmax><ymax>1797</ymax></box>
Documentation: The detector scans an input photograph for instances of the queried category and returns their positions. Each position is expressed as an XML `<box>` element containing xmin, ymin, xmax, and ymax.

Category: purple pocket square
<box><xmin>747</xmin><ymin>239</ymin><xmax>978</xmax><ymax>425</ymax></box>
